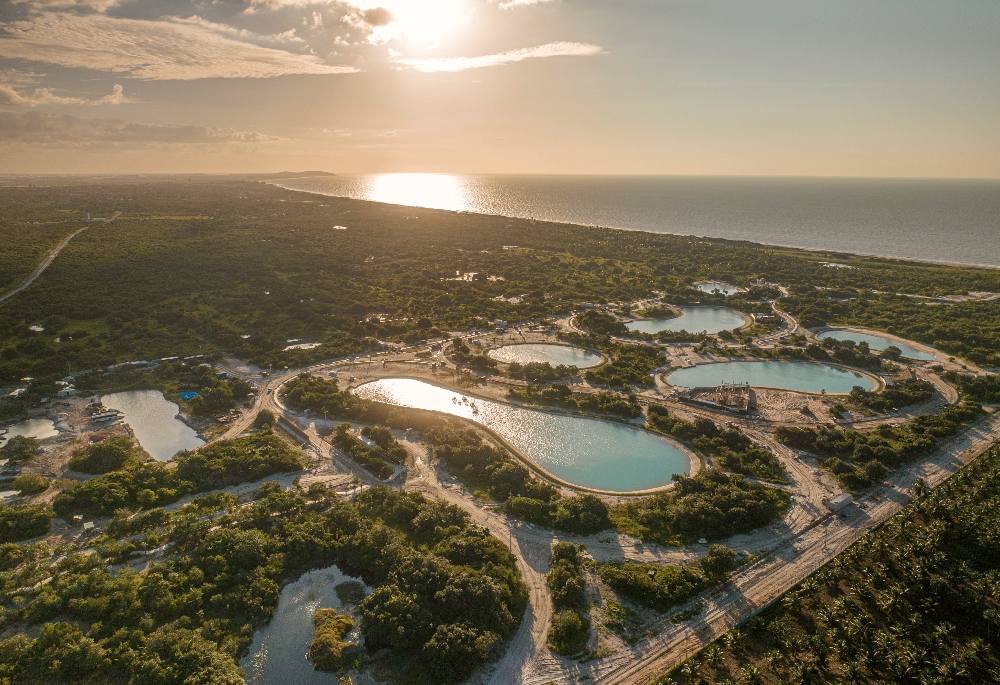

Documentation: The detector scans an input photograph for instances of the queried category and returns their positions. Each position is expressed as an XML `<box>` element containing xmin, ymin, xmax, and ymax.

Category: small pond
<box><xmin>487</xmin><ymin>343</ymin><xmax>602</xmax><ymax>368</ymax></box>
<box><xmin>242</xmin><ymin>566</ymin><xmax>367</xmax><ymax>685</ymax></box>
<box><xmin>817</xmin><ymin>329</ymin><xmax>934</xmax><ymax>361</ymax></box>
<box><xmin>626</xmin><ymin>305</ymin><xmax>746</xmax><ymax>335</ymax></box>
<box><xmin>696</xmin><ymin>282</ymin><xmax>740</xmax><ymax>296</ymax></box>
<box><xmin>101</xmin><ymin>390</ymin><xmax>204</xmax><ymax>460</ymax></box>
<box><xmin>0</xmin><ymin>418</ymin><xmax>58</xmax><ymax>449</ymax></box>
<box><xmin>667</xmin><ymin>360</ymin><xmax>876</xmax><ymax>394</ymax></box>
<box><xmin>352</xmin><ymin>378</ymin><xmax>693</xmax><ymax>492</ymax></box>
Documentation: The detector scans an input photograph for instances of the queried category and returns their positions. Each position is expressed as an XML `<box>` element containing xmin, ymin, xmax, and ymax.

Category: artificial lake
<box><xmin>487</xmin><ymin>343</ymin><xmax>602</xmax><ymax>368</ymax></box>
<box><xmin>353</xmin><ymin>378</ymin><xmax>692</xmax><ymax>492</ymax></box>
<box><xmin>696</xmin><ymin>282</ymin><xmax>740</xmax><ymax>296</ymax></box>
<box><xmin>817</xmin><ymin>329</ymin><xmax>934</xmax><ymax>361</ymax></box>
<box><xmin>667</xmin><ymin>360</ymin><xmax>877</xmax><ymax>394</ymax></box>
<box><xmin>101</xmin><ymin>390</ymin><xmax>205</xmax><ymax>461</ymax></box>
<box><xmin>626</xmin><ymin>305</ymin><xmax>746</xmax><ymax>335</ymax></box>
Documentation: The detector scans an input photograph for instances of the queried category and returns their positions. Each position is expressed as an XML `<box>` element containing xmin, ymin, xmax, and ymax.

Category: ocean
<box><xmin>269</xmin><ymin>175</ymin><xmax>1000</xmax><ymax>268</ymax></box>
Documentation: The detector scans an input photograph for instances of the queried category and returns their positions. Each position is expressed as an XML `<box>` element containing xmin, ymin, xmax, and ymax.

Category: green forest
<box><xmin>3</xmin><ymin>179</ymin><xmax>1000</xmax><ymax>390</ymax></box>
<box><xmin>662</xmin><ymin>442</ymin><xmax>1000</xmax><ymax>685</ymax></box>
<box><xmin>0</xmin><ymin>483</ymin><xmax>526</xmax><ymax>684</ymax></box>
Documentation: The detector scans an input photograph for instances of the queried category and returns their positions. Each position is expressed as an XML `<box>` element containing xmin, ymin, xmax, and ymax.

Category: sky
<box><xmin>0</xmin><ymin>0</ymin><xmax>998</xmax><ymax>176</ymax></box>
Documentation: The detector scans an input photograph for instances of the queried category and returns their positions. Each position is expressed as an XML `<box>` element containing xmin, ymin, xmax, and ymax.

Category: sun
<box><xmin>355</xmin><ymin>0</ymin><xmax>468</xmax><ymax>47</ymax></box>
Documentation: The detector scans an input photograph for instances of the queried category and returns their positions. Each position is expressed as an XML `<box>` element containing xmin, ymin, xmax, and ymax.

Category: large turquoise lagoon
<box><xmin>668</xmin><ymin>361</ymin><xmax>876</xmax><ymax>394</ymax></box>
<box><xmin>487</xmin><ymin>343</ymin><xmax>602</xmax><ymax>368</ymax></box>
<box><xmin>626</xmin><ymin>305</ymin><xmax>745</xmax><ymax>335</ymax></box>
<box><xmin>352</xmin><ymin>378</ymin><xmax>691</xmax><ymax>492</ymax></box>
<box><xmin>817</xmin><ymin>329</ymin><xmax>934</xmax><ymax>361</ymax></box>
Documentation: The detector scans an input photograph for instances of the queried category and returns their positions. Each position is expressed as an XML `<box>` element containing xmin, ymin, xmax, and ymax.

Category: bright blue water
<box><xmin>667</xmin><ymin>361</ymin><xmax>876</xmax><ymax>394</ymax></box>
<box><xmin>817</xmin><ymin>330</ymin><xmax>934</xmax><ymax>361</ymax></box>
<box><xmin>352</xmin><ymin>378</ymin><xmax>692</xmax><ymax>492</ymax></box>
<box><xmin>270</xmin><ymin>175</ymin><xmax>1000</xmax><ymax>268</ymax></box>
<box><xmin>488</xmin><ymin>343</ymin><xmax>602</xmax><ymax>368</ymax></box>
<box><xmin>102</xmin><ymin>390</ymin><xmax>204</xmax><ymax>461</ymax></box>
<box><xmin>626</xmin><ymin>306</ymin><xmax>745</xmax><ymax>335</ymax></box>
<box><xmin>696</xmin><ymin>282</ymin><xmax>740</xmax><ymax>296</ymax></box>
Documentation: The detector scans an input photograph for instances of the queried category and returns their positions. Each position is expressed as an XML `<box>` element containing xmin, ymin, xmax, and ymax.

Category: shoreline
<box><xmin>266</xmin><ymin>180</ymin><xmax>1000</xmax><ymax>272</ymax></box>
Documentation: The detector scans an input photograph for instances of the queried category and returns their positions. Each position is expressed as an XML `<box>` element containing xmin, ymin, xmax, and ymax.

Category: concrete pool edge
<box><xmin>342</xmin><ymin>375</ymin><xmax>700</xmax><ymax>497</ymax></box>
<box><xmin>664</xmin><ymin>360</ymin><xmax>885</xmax><ymax>396</ymax></box>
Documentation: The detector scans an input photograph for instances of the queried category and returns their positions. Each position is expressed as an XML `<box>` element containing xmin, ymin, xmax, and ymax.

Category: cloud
<box><xmin>0</xmin><ymin>82</ymin><xmax>131</xmax><ymax>107</ymax></box>
<box><xmin>0</xmin><ymin>12</ymin><xmax>357</xmax><ymax>80</ymax></box>
<box><xmin>395</xmin><ymin>41</ymin><xmax>605</xmax><ymax>72</ymax></box>
<box><xmin>0</xmin><ymin>110</ymin><xmax>280</xmax><ymax>146</ymax></box>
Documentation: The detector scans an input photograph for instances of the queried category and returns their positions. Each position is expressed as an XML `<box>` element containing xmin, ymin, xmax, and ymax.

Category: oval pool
<box><xmin>667</xmin><ymin>361</ymin><xmax>876</xmax><ymax>394</ymax></box>
<box><xmin>817</xmin><ymin>329</ymin><xmax>934</xmax><ymax>361</ymax></box>
<box><xmin>488</xmin><ymin>343</ymin><xmax>602</xmax><ymax>368</ymax></box>
<box><xmin>696</xmin><ymin>282</ymin><xmax>740</xmax><ymax>296</ymax></box>
<box><xmin>626</xmin><ymin>305</ymin><xmax>746</xmax><ymax>335</ymax></box>
<box><xmin>102</xmin><ymin>390</ymin><xmax>205</xmax><ymax>461</ymax></box>
<box><xmin>352</xmin><ymin>378</ymin><xmax>693</xmax><ymax>492</ymax></box>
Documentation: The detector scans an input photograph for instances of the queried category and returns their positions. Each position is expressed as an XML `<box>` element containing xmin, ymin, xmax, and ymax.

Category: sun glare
<box><xmin>366</xmin><ymin>173</ymin><xmax>469</xmax><ymax>211</ymax></box>
<box><xmin>356</xmin><ymin>0</ymin><xmax>468</xmax><ymax>47</ymax></box>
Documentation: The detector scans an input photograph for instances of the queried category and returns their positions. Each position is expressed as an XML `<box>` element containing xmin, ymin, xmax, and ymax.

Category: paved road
<box><xmin>0</xmin><ymin>213</ymin><xmax>118</xmax><ymax>305</ymax></box>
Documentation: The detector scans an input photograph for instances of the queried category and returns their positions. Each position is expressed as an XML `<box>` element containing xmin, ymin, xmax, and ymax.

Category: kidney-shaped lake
<box><xmin>352</xmin><ymin>378</ymin><xmax>692</xmax><ymax>492</ymax></box>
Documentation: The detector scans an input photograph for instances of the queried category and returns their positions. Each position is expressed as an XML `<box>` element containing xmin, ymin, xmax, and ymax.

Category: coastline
<box><xmin>266</xmin><ymin>179</ymin><xmax>1000</xmax><ymax>272</ymax></box>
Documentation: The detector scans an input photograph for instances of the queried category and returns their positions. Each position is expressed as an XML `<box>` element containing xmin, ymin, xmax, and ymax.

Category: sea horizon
<box><xmin>269</xmin><ymin>174</ymin><xmax>1000</xmax><ymax>271</ymax></box>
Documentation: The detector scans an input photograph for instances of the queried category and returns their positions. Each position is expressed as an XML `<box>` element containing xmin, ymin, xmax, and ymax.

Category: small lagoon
<box><xmin>488</xmin><ymin>343</ymin><xmax>602</xmax><ymax>368</ymax></box>
<box><xmin>241</xmin><ymin>566</ymin><xmax>366</xmax><ymax>685</ymax></box>
<box><xmin>668</xmin><ymin>361</ymin><xmax>876</xmax><ymax>394</ymax></box>
<box><xmin>817</xmin><ymin>329</ymin><xmax>934</xmax><ymax>361</ymax></box>
<box><xmin>101</xmin><ymin>390</ymin><xmax>204</xmax><ymax>461</ymax></box>
<box><xmin>0</xmin><ymin>418</ymin><xmax>57</xmax><ymax>449</ymax></box>
<box><xmin>353</xmin><ymin>378</ymin><xmax>692</xmax><ymax>492</ymax></box>
<box><xmin>626</xmin><ymin>305</ymin><xmax>746</xmax><ymax>335</ymax></box>
<box><xmin>696</xmin><ymin>282</ymin><xmax>740</xmax><ymax>296</ymax></box>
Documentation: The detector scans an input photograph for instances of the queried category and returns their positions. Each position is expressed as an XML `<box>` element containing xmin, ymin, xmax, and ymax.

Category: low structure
<box><xmin>825</xmin><ymin>493</ymin><xmax>854</xmax><ymax>512</ymax></box>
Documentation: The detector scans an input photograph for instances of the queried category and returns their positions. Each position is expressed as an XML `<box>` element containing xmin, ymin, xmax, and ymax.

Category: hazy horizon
<box><xmin>1</xmin><ymin>1</ymin><xmax>998</xmax><ymax>178</ymax></box>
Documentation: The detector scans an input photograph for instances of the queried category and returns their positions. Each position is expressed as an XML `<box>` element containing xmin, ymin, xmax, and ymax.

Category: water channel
<box><xmin>667</xmin><ymin>360</ymin><xmax>876</xmax><ymax>394</ymax></box>
<box><xmin>487</xmin><ymin>343</ymin><xmax>602</xmax><ymax>368</ymax></box>
<box><xmin>626</xmin><ymin>305</ymin><xmax>746</xmax><ymax>335</ymax></box>
<box><xmin>101</xmin><ymin>390</ymin><xmax>205</xmax><ymax>461</ymax></box>
<box><xmin>817</xmin><ymin>329</ymin><xmax>934</xmax><ymax>361</ymax></box>
<box><xmin>352</xmin><ymin>378</ymin><xmax>693</xmax><ymax>492</ymax></box>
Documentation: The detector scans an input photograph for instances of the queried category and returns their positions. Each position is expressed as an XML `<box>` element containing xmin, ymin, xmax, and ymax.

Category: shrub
<box><xmin>0</xmin><ymin>503</ymin><xmax>53</xmax><ymax>542</ymax></box>
<box><xmin>308</xmin><ymin>608</ymin><xmax>357</xmax><ymax>671</ymax></box>
<box><xmin>0</xmin><ymin>435</ymin><xmax>40</xmax><ymax>464</ymax></box>
<box><xmin>253</xmin><ymin>409</ymin><xmax>275</xmax><ymax>429</ymax></box>
<box><xmin>68</xmin><ymin>436</ymin><xmax>142</xmax><ymax>474</ymax></box>
<box><xmin>11</xmin><ymin>473</ymin><xmax>49</xmax><ymax>496</ymax></box>
<box><xmin>548</xmin><ymin>609</ymin><xmax>590</xmax><ymax>655</ymax></box>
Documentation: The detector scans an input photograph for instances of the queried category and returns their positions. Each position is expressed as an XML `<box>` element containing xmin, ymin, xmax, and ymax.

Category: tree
<box><xmin>68</xmin><ymin>436</ymin><xmax>141</xmax><ymax>474</ymax></box>
<box><xmin>699</xmin><ymin>544</ymin><xmax>738</xmax><ymax>582</ymax></box>
<box><xmin>548</xmin><ymin>609</ymin><xmax>590</xmax><ymax>655</ymax></box>
<box><xmin>0</xmin><ymin>503</ymin><xmax>53</xmax><ymax>542</ymax></box>
<box><xmin>253</xmin><ymin>409</ymin><xmax>275</xmax><ymax>429</ymax></box>
<box><xmin>11</xmin><ymin>473</ymin><xmax>49</xmax><ymax>496</ymax></box>
<box><xmin>0</xmin><ymin>435</ymin><xmax>39</xmax><ymax>464</ymax></box>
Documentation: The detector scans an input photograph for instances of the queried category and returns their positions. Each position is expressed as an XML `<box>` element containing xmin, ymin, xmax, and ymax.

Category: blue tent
<box><xmin>178</xmin><ymin>391</ymin><xmax>199</xmax><ymax>401</ymax></box>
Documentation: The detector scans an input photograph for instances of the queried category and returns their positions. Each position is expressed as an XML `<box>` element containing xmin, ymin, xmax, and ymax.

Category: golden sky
<box><xmin>0</xmin><ymin>0</ymin><xmax>998</xmax><ymax>177</ymax></box>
